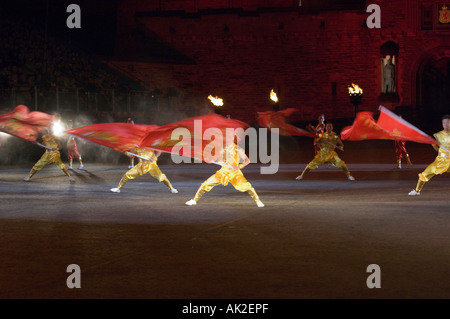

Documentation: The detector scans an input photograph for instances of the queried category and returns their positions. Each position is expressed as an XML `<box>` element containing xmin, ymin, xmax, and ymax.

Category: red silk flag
<box><xmin>257</xmin><ymin>108</ymin><xmax>314</xmax><ymax>137</ymax></box>
<box><xmin>139</xmin><ymin>113</ymin><xmax>250</xmax><ymax>162</ymax></box>
<box><xmin>341</xmin><ymin>106</ymin><xmax>438</xmax><ymax>145</ymax></box>
<box><xmin>65</xmin><ymin>123</ymin><xmax>159</xmax><ymax>153</ymax></box>
<box><xmin>0</xmin><ymin>105</ymin><xmax>57</xmax><ymax>142</ymax></box>
<box><xmin>376</xmin><ymin>106</ymin><xmax>438</xmax><ymax>145</ymax></box>
<box><xmin>340</xmin><ymin>111</ymin><xmax>393</xmax><ymax>141</ymax></box>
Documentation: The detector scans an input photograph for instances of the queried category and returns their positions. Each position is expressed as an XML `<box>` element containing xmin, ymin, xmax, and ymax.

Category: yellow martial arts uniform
<box><xmin>190</xmin><ymin>143</ymin><xmax>262</xmax><ymax>204</ymax></box>
<box><xmin>299</xmin><ymin>131</ymin><xmax>352</xmax><ymax>179</ymax></box>
<box><xmin>414</xmin><ymin>130</ymin><xmax>450</xmax><ymax>192</ymax></box>
<box><xmin>26</xmin><ymin>134</ymin><xmax>72</xmax><ymax>179</ymax></box>
<box><xmin>115</xmin><ymin>148</ymin><xmax>174</xmax><ymax>191</ymax></box>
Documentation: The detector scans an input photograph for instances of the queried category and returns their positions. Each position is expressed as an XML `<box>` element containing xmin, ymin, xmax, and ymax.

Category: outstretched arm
<box><xmin>432</xmin><ymin>134</ymin><xmax>440</xmax><ymax>152</ymax></box>
<box><xmin>336</xmin><ymin>137</ymin><xmax>344</xmax><ymax>149</ymax></box>
<box><xmin>237</xmin><ymin>147</ymin><xmax>250</xmax><ymax>169</ymax></box>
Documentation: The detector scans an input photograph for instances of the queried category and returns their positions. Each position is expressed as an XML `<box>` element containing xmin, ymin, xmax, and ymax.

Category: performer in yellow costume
<box><xmin>296</xmin><ymin>123</ymin><xmax>355</xmax><ymax>180</ymax></box>
<box><xmin>185</xmin><ymin>142</ymin><xmax>264</xmax><ymax>207</ymax></box>
<box><xmin>24</xmin><ymin>127</ymin><xmax>74</xmax><ymax>182</ymax></box>
<box><xmin>409</xmin><ymin>114</ymin><xmax>450</xmax><ymax>195</ymax></box>
<box><xmin>110</xmin><ymin>147</ymin><xmax>178</xmax><ymax>194</ymax></box>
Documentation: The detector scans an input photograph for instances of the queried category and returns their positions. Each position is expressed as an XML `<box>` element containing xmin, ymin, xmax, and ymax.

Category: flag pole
<box><xmin>378</xmin><ymin>105</ymin><xmax>435</xmax><ymax>139</ymax></box>
<box><xmin>439</xmin><ymin>145</ymin><xmax>450</xmax><ymax>153</ymax></box>
<box><xmin>212</xmin><ymin>161</ymin><xmax>235</xmax><ymax>169</ymax></box>
<box><xmin>141</xmin><ymin>147</ymin><xmax>232</xmax><ymax>168</ymax></box>
<box><xmin>321</xmin><ymin>139</ymin><xmax>344</xmax><ymax>151</ymax></box>
<box><xmin>125</xmin><ymin>151</ymin><xmax>155</xmax><ymax>162</ymax></box>
<box><xmin>378</xmin><ymin>105</ymin><xmax>449</xmax><ymax>152</ymax></box>
<box><xmin>35</xmin><ymin>142</ymin><xmax>59</xmax><ymax>153</ymax></box>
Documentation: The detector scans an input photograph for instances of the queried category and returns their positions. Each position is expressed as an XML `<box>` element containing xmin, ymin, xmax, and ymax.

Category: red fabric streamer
<box><xmin>257</xmin><ymin>108</ymin><xmax>314</xmax><ymax>137</ymax></box>
<box><xmin>65</xmin><ymin>122</ymin><xmax>158</xmax><ymax>153</ymax></box>
<box><xmin>0</xmin><ymin>105</ymin><xmax>57</xmax><ymax>142</ymax></box>
<box><xmin>341</xmin><ymin>106</ymin><xmax>438</xmax><ymax>145</ymax></box>
<box><xmin>376</xmin><ymin>106</ymin><xmax>438</xmax><ymax>145</ymax></box>
<box><xmin>340</xmin><ymin>111</ymin><xmax>393</xmax><ymax>141</ymax></box>
<box><xmin>139</xmin><ymin>113</ymin><xmax>250</xmax><ymax>162</ymax></box>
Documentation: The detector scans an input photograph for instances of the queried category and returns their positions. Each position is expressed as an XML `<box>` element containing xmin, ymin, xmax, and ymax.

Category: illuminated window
<box><xmin>380</xmin><ymin>41</ymin><xmax>399</xmax><ymax>94</ymax></box>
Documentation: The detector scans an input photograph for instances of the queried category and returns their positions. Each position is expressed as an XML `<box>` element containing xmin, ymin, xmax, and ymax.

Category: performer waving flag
<box><xmin>408</xmin><ymin>115</ymin><xmax>450</xmax><ymax>196</ymax></box>
<box><xmin>185</xmin><ymin>140</ymin><xmax>264</xmax><ymax>208</ymax></box>
<box><xmin>65</xmin><ymin>122</ymin><xmax>178</xmax><ymax>193</ymax></box>
<box><xmin>296</xmin><ymin>123</ymin><xmax>355</xmax><ymax>181</ymax></box>
<box><xmin>137</xmin><ymin>113</ymin><xmax>262</xmax><ymax>206</ymax></box>
<box><xmin>24</xmin><ymin>124</ymin><xmax>74</xmax><ymax>182</ymax></box>
<box><xmin>0</xmin><ymin>105</ymin><xmax>73</xmax><ymax>182</ymax></box>
<box><xmin>110</xmin><ymin>147</ymin><xmax>178</xmax><ymax>194</ymax></box>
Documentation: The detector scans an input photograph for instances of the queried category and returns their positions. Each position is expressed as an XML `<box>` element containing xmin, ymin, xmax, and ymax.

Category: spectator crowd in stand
<box><xmin>0</xmin><ymin>8</ymin><xmax>210</xmax><ymax>124</ymax></box>
<box><xmin>0</xmin><ymin>9</ymin><xmax>135</xmax><ymax>106</ymax></box>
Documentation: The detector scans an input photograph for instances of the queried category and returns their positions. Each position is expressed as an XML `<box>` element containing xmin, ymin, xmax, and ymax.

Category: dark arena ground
<box><xmin>0</xmin><ymin>138</ymin><xmax>449</xmax><ymax>305</ymax></box>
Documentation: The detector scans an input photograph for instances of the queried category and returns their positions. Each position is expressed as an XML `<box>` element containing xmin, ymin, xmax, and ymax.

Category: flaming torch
<box><xmin>270</xmin><ymin>89</ymin><xmax>280</xmax><ymax>111</ymax></box>
<box><xmin>348</xmin><ymin>83</ymin><xmax>363</xmax><ymax>117</ymax></box>
<box><xmin>208</xmin><ymin>95</ymin><xmax>224</xmax><ymax>114</ymax></box>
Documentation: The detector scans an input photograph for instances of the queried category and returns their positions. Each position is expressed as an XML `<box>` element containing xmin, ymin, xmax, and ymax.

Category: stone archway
<box><xmin>421</xmin><ymin>58</ymin><xmax>450</xmax><ymax>120</ymax></box>
<box><xmin>414</xmin><ymin>48</ymin><xmax>450</xmax><ymax>125</ymax></box>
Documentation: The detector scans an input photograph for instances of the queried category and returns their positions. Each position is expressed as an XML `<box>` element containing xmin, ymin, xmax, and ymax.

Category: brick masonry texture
<box><xmin>111</xmin><ymin>0</ymin><xmax>450</xmax><ymax>125</ymax></box>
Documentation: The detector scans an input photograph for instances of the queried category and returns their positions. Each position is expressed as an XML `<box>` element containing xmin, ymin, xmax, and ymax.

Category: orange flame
<box><xmin>348</xmin><ymin>83</ymin><xmax>363</xmax><ymax>95</ymax></box>
<box><xmin>270</xmin><ymin>89</ymin><xmax>278</xmax><ymax>103</ymax></box>
<box><xmin>208</xmin><ymin>95</ymin><xmax>224</xmax><ymax>107</ymax></box>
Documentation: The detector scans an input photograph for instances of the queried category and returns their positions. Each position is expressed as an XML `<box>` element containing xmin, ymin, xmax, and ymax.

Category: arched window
<box><xmin>380</xmin><ymin>41</ymin><xmax>399</xmax><ymax>94</ymax></box>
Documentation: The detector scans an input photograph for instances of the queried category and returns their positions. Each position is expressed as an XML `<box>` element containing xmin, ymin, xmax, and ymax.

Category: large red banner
<box><xmin>376</xmin><ymin>106</ymin><xmax>437</xmax><ymax>144</ymax></box>
<box><xmin>0</xmin><ymin>105</ymin><xmax>57</xmax><ymax>142</ymax></box>
<box><xmin>139</xmin><ymin>113</ymin><xmax>250</xmax><ymax>162</ymax></box>
<box><xmin>340</xmin><ymin>111</ymin><xmax>393</xmax><ymax>141</ymax></box>
<box><xmin>65</xmin><ymin>122</ymin><xmax>158</xmax><ymax>153</ymax></box>
<box><xmin>341</xmin><ymin>106</ymin><xmax>438</xmax><ymax>145</ymax></box>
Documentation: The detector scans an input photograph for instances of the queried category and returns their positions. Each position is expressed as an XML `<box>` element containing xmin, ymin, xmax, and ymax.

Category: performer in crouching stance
<box><xmin>296</xmin><ymin>122</ymin><xmax>355</xmax><ymax>181</ymax></box>
<box><xmin>24</xmin><ymin>126</ymin><xmax>74</xmax><ymax>182</ymax></box>
<box><xmin>110</xmin><ymin>147</ymin><xmax>178</xmax><ymax>194</ymax></box>
<box><xmin>185</xmin><ymin>142</ymin><xmax>264</xmax><ymax>207</ymax></box>
<box><xmin>408</xmin><ymin>115</ymin><xmax>450</xmax><ymax>196</ymax></box>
